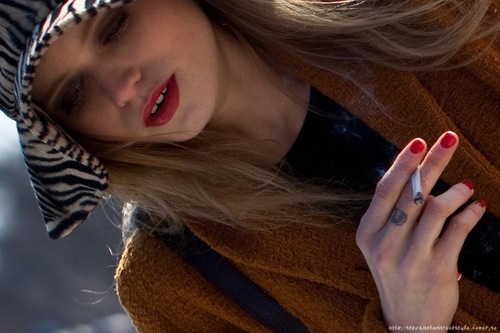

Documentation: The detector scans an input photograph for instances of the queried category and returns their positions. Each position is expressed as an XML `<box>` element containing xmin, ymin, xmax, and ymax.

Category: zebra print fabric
<box><xmin>0</xmin><ymin>0</ymin><xmax>133</xmax><ymax>238</ymax></box>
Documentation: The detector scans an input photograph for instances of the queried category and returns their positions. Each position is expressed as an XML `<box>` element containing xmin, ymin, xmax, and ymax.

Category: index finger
<box><xmin>358</xmin><ymin>131</ymin><xmax>459</xmax><ymax>238</ymax></box>
<box><xmin>418</xmin><ymin>131</ymin><xmax>459</xmax><ymax>199</ymax></box>
<box><xmin>357</xmin><ymin>137</ymin><xmax>426</xmax><ymax>236</ymax></box>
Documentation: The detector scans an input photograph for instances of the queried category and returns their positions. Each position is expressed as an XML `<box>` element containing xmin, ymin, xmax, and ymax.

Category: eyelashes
<box><xmin>60</xmin><ymin>8</ymin><xmax>130</xmax><ymax>115</ymax></box>
<box><xmin>102</xmin><ymin>8</ymin><xmax>130</xmax><ymax>45</ymax></box>
<box><xmin>61</xmin><ymin>79</ymin><xmax>84</xmax><ymax>115</ymax></box>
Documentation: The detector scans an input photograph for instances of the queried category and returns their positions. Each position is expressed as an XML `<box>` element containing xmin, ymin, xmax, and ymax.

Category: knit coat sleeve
<box><xmin>115</xmin><ymin>1</ymin><xmax>500</xmax><ymax>331</ymax></box>
<box><xmin>115</xmin><ymin>223</ymin><xmax>391</xmax><ymax>333</ymax></box>
<box><xmin>115</xmin><ymin>230</ymin><xmax>273</xmax><ymax>333</ymax></box>
<box><xmin>116</xmin><ymin>220</ymin><xmax>500</xmax><ymax>333</ymax></box>
<box><xmin>278</xmin><ymin>3</ymin><xmax>500</xmax><ymax>218</ymax></box>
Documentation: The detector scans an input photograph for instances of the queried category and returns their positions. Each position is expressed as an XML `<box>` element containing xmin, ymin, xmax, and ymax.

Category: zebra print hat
<box><xmin>0</xmin><ymin>0</ymin><xmax>133</xmax><ymax>238</ymax></box>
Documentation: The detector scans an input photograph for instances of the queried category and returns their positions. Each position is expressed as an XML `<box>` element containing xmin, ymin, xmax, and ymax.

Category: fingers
<box><xmin>357</xmin><ymin>130</ymin><xmax>484</xmax><ymax>260</ymax></box>
<box><xmin>359</xmin><ymin>131</ymin><xmax>459</xmax><ymax>239</ymax></box>
<box><xmin>384</xmin><ymin>132</ymin><xmax>460</xmax><ymax>231</ymax></box>
<box><xmin>358</xmin><ymin>138</ymin><xmax>427</xmax><ymax>236</ymax></box>
<box><xmin>418</xmin><ymin>132</ymin><xmax>459</xmax><ymax>199</ymax></box>
<box><xmin>356</xmin><ymin>131</ymin><xmax>485</xmax><ymax>328</ymax></box>
<box><xmin>356</xmin><ymin>132</ymin><xmax>485</xmax><ymax>270</ymax></box>
<box><xmin>411</xmin><ymin>181</ymin><xmax>477</xmax><ymax>252</ymax></box>
<box><xmin>436</xmin><ymin>199</ymin><xmax>486</xmax><ymax>262</ymax></box>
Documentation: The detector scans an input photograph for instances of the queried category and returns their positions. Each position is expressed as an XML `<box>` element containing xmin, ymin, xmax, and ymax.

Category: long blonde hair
<box><xmin>83</xmin><ymin>0</ymin><xmax>499</xmax><ymax>232</ymax></box>
<box><xmin>203</xmin><ymin>0</ymin><xmax>499</xmax><ymax>71</ymax></box>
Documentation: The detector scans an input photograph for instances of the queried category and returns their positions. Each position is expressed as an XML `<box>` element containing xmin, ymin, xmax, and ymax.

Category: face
<box><xmin>32</xmin><ymin>0</ymin><xmax>223</xmax><ymax>142</ymax></box>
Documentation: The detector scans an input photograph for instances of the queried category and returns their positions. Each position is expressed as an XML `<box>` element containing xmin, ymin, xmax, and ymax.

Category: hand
<box><xmin>356</xmin><ymin>131</ymin><xmax>486</xmax><ymax>332</ymax></box>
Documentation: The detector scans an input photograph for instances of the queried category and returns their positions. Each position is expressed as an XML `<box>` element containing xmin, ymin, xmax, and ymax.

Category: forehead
<box><xmin>42</xmin><ymin>19</ymin><xmax>89</xmax><ymax>67</ymax></box>
<box><xmin>27</xmin><ymin>1</ymin><xmax>129</xmax><ymax>97</ymax></box>
<box><xmin>32</xmin><ymin>15</ymin><xmax>96</xmax><ymax>105</ymax></box>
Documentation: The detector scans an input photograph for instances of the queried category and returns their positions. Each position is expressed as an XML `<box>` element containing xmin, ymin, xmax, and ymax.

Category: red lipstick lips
<box><xmin>144</xmin><ymin>75</ymin><xmax>179</xmax><ymax>127</ymax></box>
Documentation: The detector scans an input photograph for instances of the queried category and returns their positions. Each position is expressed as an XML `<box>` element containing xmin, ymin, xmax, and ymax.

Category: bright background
<box><xmin>0</xmin><ymin>113</ymin><xmax>133</xmax><ymax>333</ymax></box>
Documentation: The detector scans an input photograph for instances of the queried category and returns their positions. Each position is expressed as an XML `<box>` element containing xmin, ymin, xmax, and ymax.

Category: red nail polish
<box><xmin>462</xmin><ymin>180</ymin><xmax>475</xmax><ymax>190</ymax></box>
<box><xmin>440</xmin><ymin>132</ymin><xmax>457</xmax><ymax>149</ymax></box>
<box><xmin>457</xmin><ymin>272</ymin><xmax>462</xmax><ymax>281</ymax></box>
<box><xmin>410</xmin><ymin>140</ymin><xmax>425</xmax><ymax>154</ymax></box>
<box><xmin>476</xmin><ymin>199</ymin><xmax>487</xmax><ymax>208</ymax></box>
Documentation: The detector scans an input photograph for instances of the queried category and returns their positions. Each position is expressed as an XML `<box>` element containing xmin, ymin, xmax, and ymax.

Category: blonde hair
<box><xmin>82</xmin><ymin>0</ymin><xmax>499</xmax><ymax>232</ymax></box>
<box><xmin>78</xmin><ymin>132</ymin><xmax>367</xmax><ymax>234</ymax></box>
<box><xmin>203</xmin><ymin>0</ymin><xmax>499</xmax><ymax>71</ymax></box>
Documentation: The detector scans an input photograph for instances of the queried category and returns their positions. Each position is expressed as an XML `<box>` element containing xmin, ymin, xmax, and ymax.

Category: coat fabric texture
<box><xmin>115</xmin><ymin>12</ymin><xmax>500</xmax><ymax>332</ymax></box>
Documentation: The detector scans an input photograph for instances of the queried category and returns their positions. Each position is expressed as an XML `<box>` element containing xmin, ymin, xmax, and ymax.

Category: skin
<box><xmin>31</xmin><ymin>1</ymin><xmax>484</xmax><ymax>330</ymax></box>
<box><xmin>32</xmin><ymin>0</ymin><xmax>309</xmax><ymax>159</ymax></box>
<box><xmin>357</xmin><ymin>131</ymin><xmax>486</xmax><ymax>332</ymax></box>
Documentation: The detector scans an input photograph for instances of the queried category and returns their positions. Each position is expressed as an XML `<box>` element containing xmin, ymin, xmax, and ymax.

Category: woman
<box><xmin>1</xmin><ymin>0</ymin><xmax>499</xmax><ymax>331</ymax></box>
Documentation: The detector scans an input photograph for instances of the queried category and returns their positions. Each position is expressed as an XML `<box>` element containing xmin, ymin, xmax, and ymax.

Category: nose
<box><xmin>94</xmin><ymin>65</ymin><xmax>141</xmax><ymax>107</ymax></box>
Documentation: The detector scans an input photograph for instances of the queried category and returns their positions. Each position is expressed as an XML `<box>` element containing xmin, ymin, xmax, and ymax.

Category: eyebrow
<box><xmin>81</xmin><ymin>15</ymin><xmax>98</xmax><ymax>44</ymax></box>
<box><xmin>45</xmin><ymin>17</ymin><xmax>98</xmax><ymax>110</ymax></box>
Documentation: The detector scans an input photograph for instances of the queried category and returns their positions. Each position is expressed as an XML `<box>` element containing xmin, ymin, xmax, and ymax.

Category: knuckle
<box><xmin>369</xmin><ymin>238</ymin><xmax>397</xmax><ymax>267</ymax></box>
<box><xmin>448</xmin><ymin>210</ymin><xmax>479</xmax><ymax>236</ymax></box>
<box><xmin>425</xmin><ymin>196</ymin><xmax>450</xmax><ymax>217</ymax></box>
<box><xmin>356</xmin><ymin>221</ymin><xmax>374</xmax><ymax>252</ymax></box>
<box><xmin>356</xmin><ymin>217</ymin><xmax>375</xmax><ymax>252</ymax></box>
<box><xmin>355</xmin><ymin>227</ymin><xmax>367</xmax><ymax>249</ymax></box>
<box><xmin>370</xmin><ymin>248</ymin><xmax>388</xmax><ymax>268</ymax></box>
<box><xmin>375</xmin><ymin>177</ymin><xmax>393</xmax><ymax>200</ymax></box>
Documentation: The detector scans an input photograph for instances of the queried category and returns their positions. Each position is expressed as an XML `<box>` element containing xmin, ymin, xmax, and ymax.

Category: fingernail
<box><xmin>476</xmin><ymin>199</ymin><xmax>487</xmax><ymax>208</ymax></box>
<box><xmin>410</xmin><ymin>139</ymin><xmax>425</xmax><ymax>154</ymax></box>
<box><xmin>462</xmin><ymin>180</ymin><xmax>475</xmax><ymax>190</ymax></box>
<box><xmin>457</xmin><ymin>272</ymin><xmax>462</xmax><ymax>281</ymax></box>
<box><xmin>440</xmin><ymin>132</ymin><xmax>457</xmax><ymax>149</ymax></box>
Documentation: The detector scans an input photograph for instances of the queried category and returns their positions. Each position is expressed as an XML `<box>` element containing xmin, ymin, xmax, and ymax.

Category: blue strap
<box><xmin>156</xmin><ymin>228</ymin><xmax>309</xmax><ymax>333</ymax></box>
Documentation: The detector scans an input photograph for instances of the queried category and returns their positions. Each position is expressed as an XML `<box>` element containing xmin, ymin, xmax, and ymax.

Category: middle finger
<box><xmin>382</xmin><ymin>131</ymin><xmax>459</xmax><ymax>234</ymax></box>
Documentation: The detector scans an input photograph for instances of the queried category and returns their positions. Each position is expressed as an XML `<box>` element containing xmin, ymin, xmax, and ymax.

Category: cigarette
<box><xmin>411</xmin><ymin>165</ymin><xmax>425</xmax><ymax>205</ymax></box>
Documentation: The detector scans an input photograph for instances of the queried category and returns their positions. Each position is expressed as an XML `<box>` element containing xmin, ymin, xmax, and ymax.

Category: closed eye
<box><xmin>102</xmin><ymin>8</ymin><xmax>130</xmax><ymax>45</ymax></box>
<box><xmin>60</xmin><ymin>78</ymin><xmax>85</xmax><ymax>116</ymax></box>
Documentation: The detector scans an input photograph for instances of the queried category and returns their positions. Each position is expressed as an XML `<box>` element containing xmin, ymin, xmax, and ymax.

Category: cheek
<box><xmin>143</xmin><ymin>0</ymin><xmax>217</xmax><ymax>58</ymax></box>
<box><xmin>67</xmin><ymin>98</ymin><xmax>135</xmax><ymax>138</ymax></box>
<box><xmin>151</xmin><ymin>101</ymin><xmax>211</xmax><ymax>143</ymax></box>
